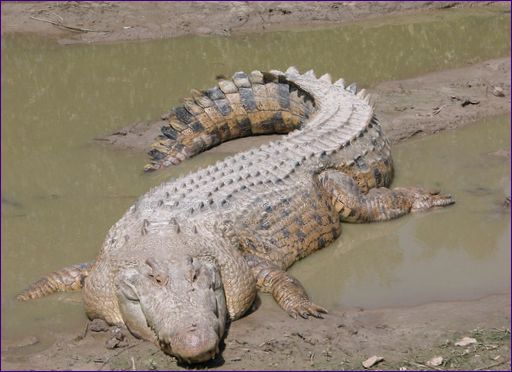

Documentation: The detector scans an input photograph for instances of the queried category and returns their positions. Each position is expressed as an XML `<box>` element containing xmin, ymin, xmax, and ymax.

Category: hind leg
<box><xmin>317</xmin><ymin>169</ymin><xmax>454</xmax><ymax>223</ymax></box>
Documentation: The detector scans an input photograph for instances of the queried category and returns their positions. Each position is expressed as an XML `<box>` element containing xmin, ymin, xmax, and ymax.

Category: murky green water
<box><xmin>288</xmin><ymin>115</ymin><xmax>510</xmax><ymax>310</ymax></box>
<box><xmin>1</xmin><ymin>8</ymin><xmax>510</xmax><ymax>343</ymax></box>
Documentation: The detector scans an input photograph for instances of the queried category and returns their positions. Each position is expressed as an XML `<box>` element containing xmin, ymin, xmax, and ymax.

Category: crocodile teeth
<box><xmin>333</xmin><ymin>78</ymin><xmax>345</xmax><ymax>89</ymax></box>
<box><xmin>285</xmin><ymin>66</ymin><xmax>300</xmax><ymax>75</ymax></box>
<box><xmin>319</xmin><ymin>73</ymin><xmax>332</xmax><ymax>83</ymax></box>
<box><xmin>303</xmin><ymin>69</ymin><xmax>316</xmax><ymax>79</ymax></box>
<box><xmin>347</xmin><ymin>83</ymin><xmax>358</xmax><ymax>94</ymax></box>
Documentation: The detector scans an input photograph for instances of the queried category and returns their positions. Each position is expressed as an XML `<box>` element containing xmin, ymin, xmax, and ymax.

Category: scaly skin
<box><xmin>18</xmin><ymin>67</ymin><xmax>454</xmax><ymax>363</ymax></box>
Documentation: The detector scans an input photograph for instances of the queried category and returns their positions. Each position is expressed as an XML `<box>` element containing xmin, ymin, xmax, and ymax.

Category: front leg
<box><xmin>245</xmin><ymin>255</ymin><xmax>327</xmax><ymax>319</ymax></box>
<box><xmin>318</xmin><ymin>169</ymin><xmax>454</xmax><ymax>223</ymax></box>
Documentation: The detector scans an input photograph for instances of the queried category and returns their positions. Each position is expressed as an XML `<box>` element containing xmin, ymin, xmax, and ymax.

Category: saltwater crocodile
<box><xmin>18</xmin><ymin>67</ymin><xmax>454</xmax><ymax>364</ymax></box>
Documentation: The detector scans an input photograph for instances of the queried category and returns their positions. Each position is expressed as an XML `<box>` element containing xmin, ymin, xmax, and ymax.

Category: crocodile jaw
<box><xmin>113</xmin><ymin>252</ymin><xmax>227</xmax><ymax>363</ymax></box>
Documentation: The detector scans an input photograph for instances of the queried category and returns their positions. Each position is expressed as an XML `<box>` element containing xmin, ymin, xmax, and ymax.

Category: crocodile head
<box><xmin>115</xmin><ymin>255</ymin><xmax>227</xmax><ymax>363</ymax></box>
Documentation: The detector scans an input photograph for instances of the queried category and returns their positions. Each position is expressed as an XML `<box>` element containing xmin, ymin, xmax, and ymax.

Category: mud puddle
<box><xmin>288</xmin><ymin>114</ymin><xmax>510</xmax><ymax>310</ymax></box>
<box><xmin>1</xmin><ymin>7</ymin><xmax>510</xmax><ymax>356</ymax></box>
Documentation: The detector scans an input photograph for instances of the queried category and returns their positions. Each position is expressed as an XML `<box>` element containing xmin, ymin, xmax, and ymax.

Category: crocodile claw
<box><xmin>396</xmin><ymin>187</ymin><xmax>455</xmax><ymax>211</ymax></box>
<box><xmin>288</xmin><ymin>301</ymin><xmax>328</xmax><ymax>319</ymax></box>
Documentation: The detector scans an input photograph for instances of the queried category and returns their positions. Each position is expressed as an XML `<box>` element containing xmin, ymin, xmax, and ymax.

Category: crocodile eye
<box><xmin>185</xmin><ymin>256</ymin><xmax>201</xmax><ymax>283</ymax></box>
<box><xmin>186</xmin><ymin>266</ymin><xmax>200</xmax><ymax>283</ymax></box>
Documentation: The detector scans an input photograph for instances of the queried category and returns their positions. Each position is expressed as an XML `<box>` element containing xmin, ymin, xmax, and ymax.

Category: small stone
<box><xmin>89</xmin><ymin>319</ymin><xmax>110</xmax><ymax>332</ymax></box>
<box><xmin>111</xmin><ymin>327</ymin><xmax>126</xmax><ymax>341</ymax></box>
<box><xmin>426</xmin><ymin>356</ymin><xmax>443</xmax><ymax>367</ymax></box>
<box><xmin>362</xmin><ymin>355</ymin><xmax>384</xmax><ymax>368</ymax></box>
<box><xmin>491</xmin><ymin>86</ymin><xmax>505</xmax><ymax>97</ymax></box>
<box><xmin>104</xmin><ymin>327</ymin><xmax>127</xmax><ymax>349</ymax></box>
<box><xmin>461</xmin><ymin>97</ymin><xmax>479</xmax><ymax>107</ymax></box>
<box><xmin>105</xmin><ymin>338</ymin><xmax>119</xmax><ymax>349</ymax></box>
<box><xmin>148</xmin><ymin>360</ymin><xmax>158</xmax><ymax>370</ymax></box>
<box><xmin>105</xmin><ymin>336</ymin><xmax>128</xmax><ymax>349</ymax></box>
<box><xmin>454</xmin><ymin>336</ymin><xmax>477</xmax><ymax>347</ymax></box>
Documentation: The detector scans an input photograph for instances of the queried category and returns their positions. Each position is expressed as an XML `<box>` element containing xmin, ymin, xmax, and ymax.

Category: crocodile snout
<box><xmin>162</xmin><ymin>326</ymin><xmax>219</xmax><ymax>364</ymax></box>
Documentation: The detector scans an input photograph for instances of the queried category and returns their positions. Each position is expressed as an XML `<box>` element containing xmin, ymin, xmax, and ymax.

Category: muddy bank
<box><xmin>373</xmin><ymin>58</ymin><xmax>511</xmax><ymax>143</ymax></box>
<box><xmin>1</xmin><ymin>1</ymin><xmax>508</xmax><ymax>44</ymax></box>
<box><xmin>2</xmin><ymin>294</ymin><xmax>509</xmax><ymax>370</ymax></box>
<box><xmin>101</xmin><ymin>57</ymin><xmax>511</xmax><ymax>154</ymax></box>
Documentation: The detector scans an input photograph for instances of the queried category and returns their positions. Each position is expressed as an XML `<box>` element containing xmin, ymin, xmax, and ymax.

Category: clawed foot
<box><xmin>286</xmin><ymin>300</ymin><xmax>328</xmax><ymax>319</ymax></box>
<box><xmin>263</xmin><ymin>263</ymin><xmax>329</xmax><ymax>320</ymax></box>
<box><xmin>396</xmin><ymin>187</ymin><xmax>455</xmax><ymax>211</ymax></box>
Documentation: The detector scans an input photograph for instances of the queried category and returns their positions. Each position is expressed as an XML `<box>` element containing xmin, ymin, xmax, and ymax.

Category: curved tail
<box><xmin>144</xmin><ymin>68</ymin><xmax>316</xmax><ymax>171</ymax></box>
<box><xmin>17</xmin><ymin>262</ymin><xmax>93</xmax><ymax>301</ymax></box>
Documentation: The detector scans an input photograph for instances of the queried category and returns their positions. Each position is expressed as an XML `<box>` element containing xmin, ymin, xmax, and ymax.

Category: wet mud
<box><xmin>2</xmin><ymin>1</ymin><xmax>508</xmax><ymax>44</ymax></box>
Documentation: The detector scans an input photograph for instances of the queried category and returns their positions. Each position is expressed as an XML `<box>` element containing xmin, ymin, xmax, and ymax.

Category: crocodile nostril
<box><xmin>149</xmin><ymin>273</ymin><xmax>169</xmax><ymax>286</ymax></box>
<box><xmin>145</xmin><ymin>257</ymin><xmax>170</xmax><ymax>286</ymax></box>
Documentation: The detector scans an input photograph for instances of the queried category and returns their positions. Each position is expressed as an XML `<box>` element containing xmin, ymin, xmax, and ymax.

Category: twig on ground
<box><xmin>130</xmin><ymin>356</ymin><xmax>136</xmax><ymax>371</ymax></box>
<box><xmin>405</xmin><ymin>360</ymin><xmax>444</xmax><ymax>371</ymax></box>
<box><xmin>475</xmin><ymin>360</ymin><xmax>509</xmax><ymax>370</ymax></box>
<box><xmin>99</xmin><ymin>341</ymin><xmax>143</xmax><ymax>370</ymax></box>
<box><xmin>432</xmin><ymin>104</ymin><xmax>447</xmax><ymax>115</ymax></box>
<box><xmin>29</xmin><ymin>15</ymin><xmax>110</xmax><ymax>33</ymax></box>
<box><xmin>81</xmin><ymin>322</ymin><xmax>89</xmax><ymax>340</ymax></box>
<box><xmin>48</xmin><ymin>12</ymin><xmax>64</xmax><ymax>23</ymax></box>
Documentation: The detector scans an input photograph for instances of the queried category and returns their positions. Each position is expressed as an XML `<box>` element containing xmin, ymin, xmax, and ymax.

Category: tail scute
<box><xmin>17</xmin><ymin>262</ymin><xmax>93</xmax><ymax>301</ymax></box>
<box><xmin>144</xmin><ymin>68</ymin><xmax>316</xmax><ymax>172</ymax></box>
